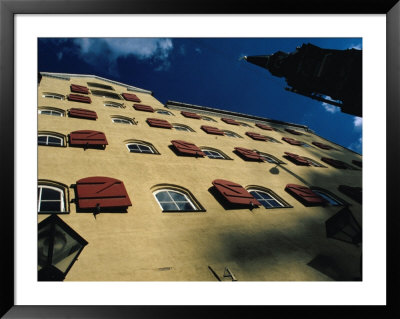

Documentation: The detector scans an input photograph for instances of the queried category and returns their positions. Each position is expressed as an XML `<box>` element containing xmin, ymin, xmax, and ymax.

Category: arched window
<box><xmin>153</xmin><ymin>189</ymin><xmax>200</xmax><ymax>212</ymax></box>
<box><xmin>104</xmin><ymin>101</ymin><xmax>124</xmax><ymax>108</ymax></box>
<box><xmin>156</xmin><ymin>109</ymin><xmax>174</xmax><ymax>116</ymax></box>
<box><xmin>202</xmin><ymin>116</ymin><xmax>217</xmax><ymax>122</ymax></box>
<box><xmin>201</xmin><ymin>147</ymin><xmax>230</xmax><ymax>160</ymax></box>
<box><xmin>126</xmin><ymin>141</ymin><xmax>157</xmax><ymax>154</ymax></box>
<box><xmin>38</xmin><ymin>133</ymin><xmax>64</xmax><ymax>147</ymax></box>
<box><xmin>311</xmin><ymin>188</ymin><xmax>345</xmax><ymax>206</ymax></box>
<box><xmin>42</xmin><ymin>92</ymin><xmax>64</xmax><ymax>100</ymax></box>
<box><xmin>239</xmin><ymin>122</ymin><xmax>253</xmax><ymax>128</ymax></box>
<box><xmin>37</xmin><ymin>182</ymin><xmax>68</xmax><ymax>213</ymax></box>
<box><xmin>257</xmin><ymin>152</ymin><xmax>283</xmax><ymax>164</ymax></box>
<box><xmin>223</xmin><ymin>130</ymin><xmax>242</xmax><ymax>138</ymax></box>
<box><xmin>91</xmin><ymin>90</ymin><xmax>122</xmax><ymax>100</ymax></box>
<box><xmin>112</xmin><ymin>117</ymin><xmax>134</xmax><ymax>125</ymax></box>
<box><xmin>303</xmin><ymin>157</ymin><xmax>325</xmax><ymax>167</ymax></box>
<box><xmin>172</xmin><ymin>124</ymin><xmax>194</xmax><ymax>132</ymax></box>
<box><xmin>38</xmin><ymin>108</ymin><xmax>65</xmax><ymax>117</ymax></box>
<box><xmin>87</xmin><ymin>82</ymin><xmax>114</xmax><ymax>91</ymax></box>
<box><xmin>247</xmin><ymin>188</ymin><xmax>290</xmax><ymax>209</ymax></box>
<box><xmin>265</xmin><ymin>136</ymin><xmax>281</xmax><ymax>143</ymax></box>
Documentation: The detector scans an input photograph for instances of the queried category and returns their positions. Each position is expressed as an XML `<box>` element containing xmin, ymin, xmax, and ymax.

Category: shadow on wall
<box><xmin>206</xmin><ymin>216</ymin><xmax>361</xmax><ymax>281</ymax></box>
<box><xmin>307</xmin><ymin>254</ymin><xmax>361</xmax><ymax>281</ymax></box>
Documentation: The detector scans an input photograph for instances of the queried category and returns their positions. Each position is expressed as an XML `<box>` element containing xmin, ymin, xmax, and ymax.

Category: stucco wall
<box><xmin>38</xmin><ymin>74</ymin><xmax>362</xmax><ymax>281</ymax></box>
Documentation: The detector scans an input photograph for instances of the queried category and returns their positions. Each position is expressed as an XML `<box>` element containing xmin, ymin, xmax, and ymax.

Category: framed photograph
<box><xmin>1</xmin><ymin>0</ymin><xmax>399</xmax><ymax>318</ymax></box>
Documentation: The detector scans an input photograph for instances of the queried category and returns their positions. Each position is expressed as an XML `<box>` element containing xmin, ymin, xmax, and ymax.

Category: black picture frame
<box><xmin>1</xmin><ymin>0</ymin><xmax>399</xmax><ymax>318</ymax></box>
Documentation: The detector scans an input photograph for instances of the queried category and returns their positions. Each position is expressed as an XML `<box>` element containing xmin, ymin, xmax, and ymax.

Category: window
<box><xmin>201</xmin><ymin>148</ymin><xmax>229</xmax><ymax>160</ymax></box>
<box><xmin>38</xmin><ymin>134</ymin><xmax>64</xmax><ymax>147</ymax></box>
<box><xmin>202</xmin><ymin>116</ymin><xmax>217</xmax><ymax>122</ymax></box>
<box><xmin>248</xmin><ymin>189</ymin><xmax>288</xmax><ymax>209</ymax></box>
<box><xmin>104</xmin><ymin>101</ymin><xmax>124</xmax><ymax>108</ymax></box>
<box><xmin>38</xmin><ymin>108</ymin><xmax>64</xmax><ymax>117</ymax></box>
<box><xmin>303</xmin><ymin>157</ymin><xmax>325</xmax><ymax>167</ymax></box>
<box><xmin>172</xmin><ymin>124</ymin><xmax>194</xmax><ymax>132</ymax></box>
<box><xmin>311</xmin><ymin>188</ymin><xmax>344</xmax><ymax>206</ymax></box>
<box><xmin>153</xmin><ymin>189</ymin><xmax>199</xmax><ymax>212</ymax></box>
<box><xmin>126</xmin><ymin>143</ymin><xmax>156</xmax><ymax>154</ymax></box>
<box><xmin>87</xmin><ymin>82</ymin><xmax>114</xmax><ymax>91</ymax></box>
<box><xmin>38</xmin><ymin>184</ymin><xmax>66</xmax><ymax>213</ymax></box>
<box><xmin>112</xmin><ymin>117</ymin><xmax>134</xmax><ymax>125</ymax></box>
<box><xmin>239</xmin><ymin>122</ymin><xmax>253</xmax><ymax>128</ymax></box>
<box><xmin>301</xmin><ymin>143</ymin><xmax>313</xmax><ymax>148</ymax></box>
<box><xmin>156</xmin><ymin>109</ymin><xmax>174</xmax><ymax>116</ymax></box>
<box><xmin>91</xmin><ymin>90</ymin><xmax>122</xmax><ymax>100</ymax></box>
<box><xmin>223</xmin><ymin>130</ymin><xmax>242</xmax><ymax>138</ymax></box>
<box><xmin>42</xmin><ymin>92</ymin><xmax>64</xmax><ymax>100</ymax></box>
<box><xmin>265</xmin><ymin>136</ymin><xmax>280</xmax><ymax>143</ymax></box>
<box><xmin>257</xmin><ymin>152</ymin><xmax>283</xmax><ymax>164</ymax></box>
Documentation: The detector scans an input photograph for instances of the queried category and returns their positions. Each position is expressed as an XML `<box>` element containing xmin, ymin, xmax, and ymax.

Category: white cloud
<box><xmin>71</xmin><ymin>38</ymin><xmax>174</xmax><ymax>73</ymax></box>
<box><xmin>323</xmin><ymin>103</ymin><xmax>339</xmax><ymax>114</ymax></box>
<box><xmin>349</xmin><ymin>43</ymin><xmax>362</xmax><ymax>50</ymax></box>
<box><xmin>353</xmin><ymin>117</ymin><xmax>362</xmax><ymax>130</ymax></box>
<box><xmin>348</xmin><ymin>136</ymin><xmax>362</xmax><ymax>154</ymax></box>
<box><xmin>321</xmin><ymin>96</ymin><xmax>340</xmax><ymax>114</ymax></box>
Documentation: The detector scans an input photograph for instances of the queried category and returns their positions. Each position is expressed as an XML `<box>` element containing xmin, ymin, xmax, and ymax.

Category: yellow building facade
<box><xmin>38</xmin><ymin>72</ymin><xmax>362</xmax><ymax>281</ymax></box>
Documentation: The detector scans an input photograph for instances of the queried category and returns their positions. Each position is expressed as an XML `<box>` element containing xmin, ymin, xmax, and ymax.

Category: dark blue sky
<box><xmin>38</xmin><ymin>38</ymin><xmax>362</xmax><ymax>154</ymax></box>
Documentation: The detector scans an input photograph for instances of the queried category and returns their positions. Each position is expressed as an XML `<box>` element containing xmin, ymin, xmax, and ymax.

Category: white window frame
<box><xmin>37</xmin><ymin>184</ymin><xmax>66</xmax><ymax>213</ymax></box>
<box><xmin>91</xmin><ymin>90</ymin><xmax>122</xmax><ymax>100</ymax></box>
<box><xmin>87</xmin><ymin>82</ymin><xmax>115</xmax><ymax>91</ymax></box>
<box><xmin>38</xmin><ymin>109</ymin><xmax>64</xmax><ymax>117</ymax></box>
<box><xmin>265</xmin><ymin>136</ymin><xmax>280</xmax><ymax>143</ymax></box>
<box><xmin>112</xmin><ymin>117</ymin><xmax>134</xmax><ymax>125</ymax></box>
<box><xmin>42</xmin><ymin>92</ymin><xmax>64</xmax><ymax>100</ymax></box>
<box><xmin>311</xmin><ymin>189</ymin><xmax>344</xmax><ymax>206</ymax></box>
<box><xmin>172</xmin><ymin>124</ymin><xmax>193</xmax><ymax>132</ymax></box>
<box><xmin>223</xmin><ymin>130</ymin><xmax>242</xmax><ymax>138</ymax></box>
<box><xmin>239</xmin><ymin>122</ymin><xmax>253</xmax><ymax>128</ymax></box>
<box><xmin>126</xmin><ymin>143</ymin><xmax>155</xmax><ymax>154</ymax></box>
<box><xmin>153</xmin><ymin>189</ymin><xmax>198</xmax><ymax>211</ymax></box>
<box><xmin>248</xmin><ymin>189</ymin><xmax>287</xmax><ymax>209</ymax></box>
<box><xmin>257</xmin><ymin>152</ymin><xmax>281</xmax><ymax>164</ymax></box>
<box><xmin>156</xmin><ymin>109</ymin><xmax>173</xmax><ymax>116</ymax></box>
<box><xmin>104</xmin><ymin>101</ymin><xmax>124</xmax><ymax>108</ymax></box>
<box><xmin>38</xmin><ymin>134</ymin><xmax>64</xmax><ymax>146</ymax></box>
<box><xmin>202</xmin><ymin>116</ymin><xmax>217</xmax><ymax>122</ymax></box>
<box><xmin>304</xmin><ymin>157</ymin><xmax>325</xmax><ymax>167</ymax></box>
<box><xmin>202</xmin><ymin>149</ymin><xmax>226</xmax><ymax>159</ymax></box>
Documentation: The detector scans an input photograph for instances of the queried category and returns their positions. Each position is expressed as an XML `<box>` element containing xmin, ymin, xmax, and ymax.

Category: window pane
<box><xmin>39</xmin><ymin>201</ymin><xmax>61</xmax><ymax>212</ymax></box>
<box><xmin>259</xmin><ymin>200</ymin><xmax>272</xmax><ymax>208</ymax></box>
<box><xmin>249</xmin><ymin>191</ymin><xmax>262</xmax><ymax>199</ymax></box>
<box><xmin>258</xmin><ymin>192</ymin><xmax>273</xmax><ymax>200</ymax></box>
<box><xmin>169</xmin><ymin>191</ymin><xmax>187</xmax><ymax>202</ymax></box>
<box><xmin>41</xmin><ymin>187</ymin><xmax>61</xmax><ymax>200</ymax></box>
<box><xmin>159</xmin><ymin>202</ymin><xmax>179</xmax><ymax>211</ymax></box>
<box><xmin>38</xmin><ymin>136</ymin><xmax>47</xmax><ymax>144</ymax></box>
<box><xmin>138</xmin><ymin>145</ymin><xmax>152</xmax><ymax>153</ymax></box>
<box><xmin>128</xmin><ymin>144</ymin><xmax>139</xmax><ymax>152</ymax></box>
<box><xmin>48</xmin><ymin>136</ymin><xmax>61</xmax><ymax>145</ymax></box>
<box><xmin>268</xmin><ymin>200</ymin><xmax>282</xmax><ymax>208</ymax></box>
<box><xmin>155</xmin><ymin>191</ymin><xmax>172</xmax><ymax>202</ymax></box>
<box><xmin>176</xmin><ymin>202</ymin><xmax>195</xmax><ymax>211</ymax></box>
